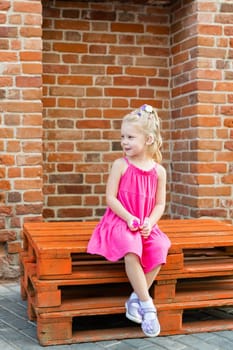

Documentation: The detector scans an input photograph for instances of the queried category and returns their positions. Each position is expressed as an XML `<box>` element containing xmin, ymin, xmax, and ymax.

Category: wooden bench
<box><xmin>20</xmin><ymin>219</ymin><xmax>233</xmax><ymax>346</ymax></box>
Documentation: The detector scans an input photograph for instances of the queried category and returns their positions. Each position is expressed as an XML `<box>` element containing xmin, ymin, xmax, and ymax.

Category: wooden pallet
<box><xmin>21</xmin><ymin>219</ymin><xmax>233</xmax><ymax>279</ymax></box>
<box><xmin>20</xmin><ymin>219</ymin><xmax>233</xmax><ymax>346</ymax></box>
<box><xmin>31</xmin><ymin>278</ymin><xmax>233</xmax><ymax>345</ymax></box>
<box><xmin>20</xmin><ymin>254</ymin><xmax>233</xmax><ymax>309</ymax></box>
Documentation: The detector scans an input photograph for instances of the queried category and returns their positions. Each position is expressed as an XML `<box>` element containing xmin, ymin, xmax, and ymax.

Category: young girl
<box><xmin>87</xmin><ymin>104</ymin><xmax>171</xmax><ymax>337</ymax></box>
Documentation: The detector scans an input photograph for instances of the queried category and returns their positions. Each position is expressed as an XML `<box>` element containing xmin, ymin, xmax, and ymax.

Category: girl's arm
<box><xmin>149</xmin><ymin>163</ymin><xmax>167</xmax><ymax>225</ymax></box>
<box><xmin>140</xmin><ymin>164</ymin><xmax>167</xmax><ymax>237</ymax></box>
<box><xmin>106</xmin><ymin>158</ymin><xmax>139</xmax><ymax>229</ymax></box>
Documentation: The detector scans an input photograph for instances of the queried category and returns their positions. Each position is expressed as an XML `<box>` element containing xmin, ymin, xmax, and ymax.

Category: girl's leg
<box><xmin>124</xmin><ymin>253</ymin><xmax>161</xmax><ymax>337</ymax></box>
<box><xmin>124</xmin><ymin>252</ymin><xmax>149</xmax><ymax>301</ymax></box>
<box><xmin>125</xmin><ymin>253</ymin><xmax>162</xmax><ymax>296</ymax></box>
<box><xmin>145</xmin><ymin>264</ymin><xmax>161</xmax><ymax>289</ymax></box>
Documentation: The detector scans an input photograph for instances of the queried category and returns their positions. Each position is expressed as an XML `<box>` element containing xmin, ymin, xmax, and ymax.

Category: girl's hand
<box><xmin>127</xmin><ymin>217</ymin><xmax>140</xmax><ymax>231</ymax></box>
<box><xmin>140</xmin><ymin>217</ymin><xmax>152</xmax><ymax>238</ymax></box>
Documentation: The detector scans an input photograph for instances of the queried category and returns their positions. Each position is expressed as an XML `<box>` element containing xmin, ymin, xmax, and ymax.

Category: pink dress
<box><xmin>87</xmin><ymin>157</ymin><xmax>171</xmax><ymax>273</ymax></box>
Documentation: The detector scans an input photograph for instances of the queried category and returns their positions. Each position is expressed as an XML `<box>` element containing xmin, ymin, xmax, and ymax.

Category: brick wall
<box><xmin>42</xmin><ymin>0</ymin><xmax>171</xmax><ymax>221</ymax></box>
<box><xmin>0</xmin><ymin>0</ymin><xmax>43</xmax><ymax>278</ymax></box>
<box><xmin>1</xmin><ymin>0</ymin><xmax>232</xmax><ymax>279</ymax></box>
<box><xmin>170</xmin><ymin>0</ymin><xmax>233</xmax><ymax>220</ymax></box>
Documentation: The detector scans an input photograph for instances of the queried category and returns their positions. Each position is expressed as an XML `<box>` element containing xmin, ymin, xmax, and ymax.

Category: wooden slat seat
<box><xmin>20</xmin><ymin>218</ymin><xmax>233</xmax><ymax>346</ymax></box>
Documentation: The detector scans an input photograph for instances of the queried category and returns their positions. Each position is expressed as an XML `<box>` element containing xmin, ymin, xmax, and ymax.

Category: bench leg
<box><xmin>159</xmin><ymin>309</ymin><xmax>183</xmax><ymax>332</ymax></box>
<box><xmin>154</xmin><ymin>280</ymin><xmax>177</xmax><ymax>302</ymax></box>
<box><xmin>37</xmin><ymin>315</ymin><xmax>72</xmax><ymax>346</ymax></box>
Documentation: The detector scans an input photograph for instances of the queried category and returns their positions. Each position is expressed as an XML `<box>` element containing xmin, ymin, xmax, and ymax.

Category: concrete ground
<box><xmin>0</xmin><ymin>281</ymin><xmax>233</xmax><ymax>350</ymax></box>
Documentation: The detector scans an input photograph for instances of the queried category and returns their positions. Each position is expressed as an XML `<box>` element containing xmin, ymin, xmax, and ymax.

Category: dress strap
<box><xmin>124</xmin><ymin>157</ymin><xmax>130</xmax><ymax>165</ymax></box>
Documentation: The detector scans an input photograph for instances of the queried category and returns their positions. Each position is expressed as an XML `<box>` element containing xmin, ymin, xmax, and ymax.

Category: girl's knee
<box><xmin>124</xmin><ymin>252</ymin><xmax>140</xmax><ymax>264</ymax></box>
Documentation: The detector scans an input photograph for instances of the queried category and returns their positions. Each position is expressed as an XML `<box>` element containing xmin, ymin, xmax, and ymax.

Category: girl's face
<box><xmin>121</xmin><ymin>122</ymin><xmax>147</xmax><ymax>158</ymax></box>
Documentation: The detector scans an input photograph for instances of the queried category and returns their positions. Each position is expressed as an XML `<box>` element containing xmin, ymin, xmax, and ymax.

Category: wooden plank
<box><xmin>20</xmin><ymin>218</ymin><xmax>233</xmax><ymax>346</ymax></box>
<box><xmin>34</xmin><ymin>295</ymin><xmax>233</xmax><ymax>345</ymax></box>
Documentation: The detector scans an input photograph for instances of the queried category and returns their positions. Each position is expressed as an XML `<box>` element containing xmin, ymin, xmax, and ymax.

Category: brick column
<box><xmin>0</xmin><ymin>0</ymin><xmax>43</xmax><ymax>278</ymax></box>
<box><xmin>170</xmin><ymin>0</ymin><xmax>233</xmax><ymax>222</ymax></box>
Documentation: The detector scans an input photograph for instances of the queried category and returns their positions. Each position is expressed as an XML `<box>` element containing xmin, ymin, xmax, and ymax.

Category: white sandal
<box><xmin>125</xmin><ymin>297</ymin><xmax>142</xmax><ymax>324</ymax></box>
<box><xmin>141</xmin><ymin>307</ymin><xmax>160</xmax><ymax>337</ymax></box>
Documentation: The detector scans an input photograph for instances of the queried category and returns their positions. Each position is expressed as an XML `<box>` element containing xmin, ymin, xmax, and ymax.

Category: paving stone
<box><xmin>201</xmin><ymin>332</ymin><xmax>233</xmax><ymax>350</ymax></box>
<box><xmin>0</xmin><ymin>336</ymin><xmax>19</xmax><ymax>350</ymax></box>
<box><xmin>0</xmin><ymin>282</ymin><xmax>233</xmax><ymax>350</ymax></box>
<box><xmin>147</xmin><ymin>335</ymin><xmax>187</xmax><ymax>349</ymax></box>
<box><xmin>176</xmin><ymin>334</ymin><xmax>220</xmax><ymax>350</ymax></box>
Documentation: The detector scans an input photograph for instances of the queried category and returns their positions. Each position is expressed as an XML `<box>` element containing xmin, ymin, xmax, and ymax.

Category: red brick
<box><xmin>216</xmin><ymin>14</ymin><xmax>233</xmax><ymax>25</ymax></box>
<box><xmin>58</xmin><ymin>76</ymin><xmax>92</xmax><ymax>85</ymax></box>
<box><xmin>112</xmin><ymin>99</ymin><xmax>129</xmax><ymax>108</ymax></box>
<box><xmin>13</xmin><ymin>1</ymin><xmax>41</xmax><ymax>13</ymax></box>
<box><xmin>24</xmin><ymin>38</ymin><xmax>42</xmax><ymax>50</ymax></box>
<box><xmin>225</xmin><ymin>141</ymin><xmax>233</xmax><ymax>151</ymax></box>
<box><xmin>85</xmin><ymin>174</ymin><xmax>102</xmax><ymax>184</ymax></box>
<box><xmin>16</xmin><ymin>155</ymin><xmax>42</xmax><ymax>166</ymax></box>
<box><xmin>0</xmin><ymin>13</ymin><xmax>6</xmax><ymax>24</ymax></box>
<box><xmin>23</xmin><ymin>190</ymin><xmax>43</xmax><ymax>202</ymax></box>
<box><xmin>198</xmin><ymin>93</ymin><xmax>226</xmax><ymax>104</ymax></box>
<box><xmin>48</xmin><ymin>196</ymin><xmax>81</xmax><ymax>206</ymax></box>
<box><xmin>0</xmin><ymin>1</ymin><xmax>11</xmax><ymax>11</ymax></box>
<box><xmin>81</xmin><ymin>55</ymin><xmax>115</xmax><ymax>65</ymax></box>
<box><xmin>84</xmin><ymin>196</ymin><xmax>99</xmax><ymax>206</ymax></box>
<box><xmin>23</xmin><ymin>114</ymin><xmax>42</xmax><ymax>126</ymax></box>
<box><xmin>105</xmin><ymin>88</ymin><xmax>136</xmax><ymax>97</ymax></box>
<box><xmin>0</xmin><ymin>230</ymin><xmax>16</xmax><ymax>243</ymax></box>
<box><xmin>114</xmin><ymin>76</ymin><xmax>146</xmax><ymax>86</ymax></box>
<box><xmin>111</xmin><ymin>23</ymin><xmax>143</xmax><ymax>33</ymax></box>
<box><xmin>199</xmin><ymin>47</ymin><xmax>227</xmax><ymax>58</ymax></box>
<box><xmin>53</xmin><ymin>43</ymin><xmax>87</xmax><ymax>53</ymax></box>
<box><xmin>48</xmin><ymin>153</ymin><xmax>82</xmax><ymax>163</ymax></box>
<box><xmin>0</xmin><ymin>77</ymin><xmax>13</xmax><ymax>86</ymax></box>
<box><xmin>222</xmin><ymin>175</ymin><xmax>233</xmax><ymax>184</ymax></box>
<box><xmin>19</xmin><ymin>51</ymin><xmax>42</xmax><ymax>62</ymax></box>
<box><xmin>125</xmin><ymin>67</ymin><xmax>157</xmax><ymax>76</ymax></box>
<box><xmin>16</xmin><ymin>204</ymin><xmax>43</xmax><ymax>215</ymax></box>
<box><xmin>57</xmin><ymin>208</ymin><xmax>92</xmax><ymax>218</ymax></box>
<box><xmin>0</xmin><ymin>155</ymin><xmax>14</xmax><ymax>166</ymax></box>
<box><xmin>197</xmin><ymin>69</ymin><xmax>222</xmax><ymax>80</ymax></box>
<box><xmin>23</xmin><ymin>89</ymin><xmax>42</xmax><ymax>100</ymax></box>
<box><xmin>7</xmin><ymin>241</ymin><xmax>22</xmax><ymax>254</ymax></box>
<box><xmin>5</xmin><ymin>101</ymin><xmax>42</xmax><ymax>112</ymax></box>
<box><xmin>0</xmin><ymin>180</ymin><xmax>11</xmax><ymax>191</ymax></box>
<box><xmin>54</xmin><ymin>19</ymin><xmax>89</xmax><ymax>30</ymax></box>
<box><xmin>147</xmin><ymin>25</ymin><xmax>169</xmax><ymax>35</ymax></box>
<box><xmin>191</xmin><ymin>163</ymin><xmax>227</xmax><ymax>174</ymax></box>
<box><xmin>83</xmin><ymin>32</ymin><xmax>116</xmax><ymax>43</ymax></box>
<box><xmin>23</xmin><ymin>166</ymin><xmax>42</xmax><ymax>177</ymax></box>
<box><xmin>43</xmin><ymin>30</ymin><xmax>63</xmax><ymax>41</ymax></box>
<box><xmin>14</xmin><ymin>179</ymin><xmax>42</xmax><ymax>190</ymax></box>
<box><xmin>216</xmin><ymin>152</ymin><xmax>233</xmax><ymax>162</ymax></box>
<box><xmin>43</xmin><ymin>64</ymin><xmax>68</xmax><ymax>74</ymax></box>
<box><xmin>76</xmin><ymin>120</ymin><xmax>111</xmax><ymax>129</ymax></box>
<box><xmin>58</xmin><ymin>98</ymin><xmax>75</xmax><ymax>107</ymax></box>
<box><xmin>22</xmin><ymin>63</ymin><xmax>42</xmax><ymax>74</ymax></box>
<box><xmin>197</xmin><ymin>36</ymin><xmax>215</xmax><ymax>47</ymax></box>
<box><xmin>0</xmin><ymin>26</ymin><xmax>17</xmax><ymax>37</ymax></box>
<box><xmin>191</xmin><ymin>116</ymin><xmax>221</xmax><ymax>127</ymax></box>
<box><xmin>16</xmin><ymin>127</ymin><xmax>42</xmax><ymax>139</ymax></box>
<box><xmin>197</xmin><ymin>140</ymin><xmax>222</xmax><ymax>151</ymax></box>
<box><xmin>16</xmin><ymin>76</ymin><xmax>42</xmax><ymax>87</ymax></box>
<box><xmin>198</xmin><ymin>24</ymin><xmax>222</xmax><ymax>36</ymax></box>
<box><xmin>109</xmin><ymin>45</ymin><xmax>142</xmax><ymax>56</ymax></box>
<box><xmin>0</xmin><ymin>128</ymin><xmax>14</xmax><ymax>138</ymax></box>
<box><xmin>50</xmin><ymin>86</ymin><xmax>84</xmax><ymax>97</ymax></box>
<box><xmin>20</xmin><ymin>26</ymin><xmax>42</xmax><ymax>37</ymax></box>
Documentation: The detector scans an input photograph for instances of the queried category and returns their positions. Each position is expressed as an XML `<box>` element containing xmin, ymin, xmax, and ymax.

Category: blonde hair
<box><xmin>122</xmin><ymin>104</ymin><xmax>162</xmax><ymax>163</ymax></box>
